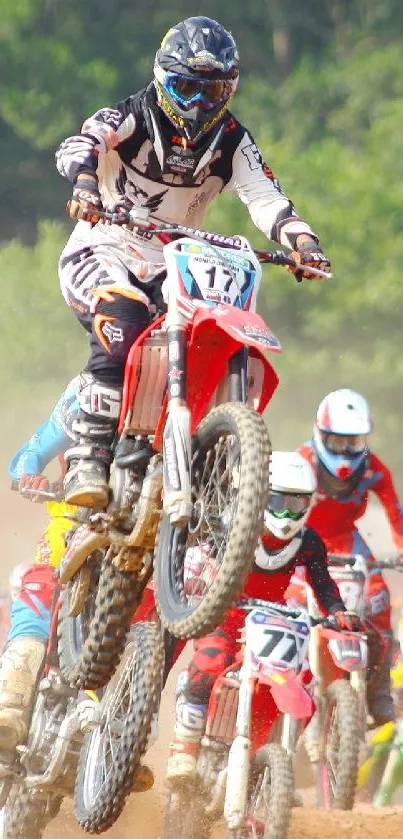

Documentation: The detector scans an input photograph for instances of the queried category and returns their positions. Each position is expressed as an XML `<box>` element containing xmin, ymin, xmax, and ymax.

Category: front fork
<box><xmin>281</xmin><ymin>714</ymin><xmax>303</xmax><ymax>757</ymax></box>
<box><xmin>224</xmin><ymin>666</ymin><xmax>253</xmax><ymax>831</ymax></box>
<box><xmin>162</xmin><ymin>324</ymin><xmax>248</xmax><ymax>526</ymax></box>
<box><xmin>351</xmin><ymin>669</ymin><xmax>368</xmax><ymax>740</ymax></box>
<box><xmin>228</xmin><ymin>347</ymin><xmax>248</xmax><ymax>402</ymax></box>
<box><xmin>162</xmin><ymin>323</ymin><xmax>192</xmax><ymax>526</ymax></box>
<box><xmin>373</xmin><ymin>725</ymin><xmax>403</xmax><ymax>807</ymax></box>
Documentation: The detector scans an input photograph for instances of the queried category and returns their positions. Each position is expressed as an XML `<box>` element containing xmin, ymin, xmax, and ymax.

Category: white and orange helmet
<box><xmin>314</xmin><ymin>389</ymin><xmax>372</xmax><ymax>484</ymax></box>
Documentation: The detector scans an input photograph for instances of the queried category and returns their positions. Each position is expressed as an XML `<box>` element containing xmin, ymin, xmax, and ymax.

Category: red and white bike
<box><xmin>163</xmin><ymin>599</ymin><xmax>325</xmax><ymax>839</ymax></box>
<box><xmin>57</xmin><ymin>207</ymin><xmax>329</xmax><ymax>691</ymax></box>
<box><xmin>305</xmin><ymin>553</ymin><xmax>399</xmax><ymax>809</ymax></box>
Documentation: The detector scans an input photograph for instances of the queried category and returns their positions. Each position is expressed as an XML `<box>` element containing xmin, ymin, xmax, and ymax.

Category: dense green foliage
<box><xmin>1</xmin><ymin>1</ymin><xmax>403</xmax><ymax>486</ymax></box>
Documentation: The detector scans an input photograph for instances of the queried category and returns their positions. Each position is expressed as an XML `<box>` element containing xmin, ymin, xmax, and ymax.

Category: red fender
<box><xmin>263</xmin><ymin>668</ymin><xmax>315</xmax><ymax>719</ymax></box>
<box><xmin>185</xmin><ymin>304</ymin><xmax>280</xmax><ymax>434</ymax></box>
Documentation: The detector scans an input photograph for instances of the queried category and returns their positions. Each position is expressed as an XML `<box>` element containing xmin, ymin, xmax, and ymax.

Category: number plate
<box><xmin>245</xmin><ymin>609</ymin><xmax>310</xmax><ymax>671</ymax></box>
<box><xmin>174</xmin><ymin>241</ymin><xmax>258</xmax><ymax>308</ymax></box>
<box><xmin>328</xmin><ymin>566</ymin><xmax>365</xmax><ymax>613</ymax></box>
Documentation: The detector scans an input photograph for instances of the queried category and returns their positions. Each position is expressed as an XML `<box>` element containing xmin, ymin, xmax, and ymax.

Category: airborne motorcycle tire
<box><xmin>155</xmin><ymin>403</ymin><xmax>271</xmax><ymax>639</ymax></box>
<box><xmin>58</xmin><ymin>558</ymin><xmax>139</xmax><ymax>690</ymax></box>
<box><xmin>74</xmin><ymin>621</ymin><xmax>165</xmax><ymax>833</ymax></box>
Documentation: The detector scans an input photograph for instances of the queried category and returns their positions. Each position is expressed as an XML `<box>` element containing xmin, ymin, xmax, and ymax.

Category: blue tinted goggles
<box><xmin>164</xmin><ymin>73</ymin><xmax>231</xmax><ymax>111</ymax></box>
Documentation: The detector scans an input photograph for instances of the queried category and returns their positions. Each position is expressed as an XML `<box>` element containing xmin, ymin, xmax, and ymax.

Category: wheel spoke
<box><xmin>183</xmin><ymin>434</ymin><xmax>240</xmax><ymax>607</ymax></box>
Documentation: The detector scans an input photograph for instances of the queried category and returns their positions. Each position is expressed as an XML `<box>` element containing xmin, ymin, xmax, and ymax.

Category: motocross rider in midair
<box><xmin>55</xmin><ymin>15</ymin><xmax>330</xmax><ymax>509</ymax></box>
<box><xmin>166</xmin><ymin>452</ymin><xmax>361</xmax><ymax>786</ymax></box>
<box><xmin>294</xmin><ymin>389</ymin><xmax>403</xmax><ymax>725</ymax></box>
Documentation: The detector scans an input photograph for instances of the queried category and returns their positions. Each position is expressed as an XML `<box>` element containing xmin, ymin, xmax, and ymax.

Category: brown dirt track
<box><xmin>2</xmin><ymin>484</ymin><xmax>403</xmax><ymax>838</ymax></box>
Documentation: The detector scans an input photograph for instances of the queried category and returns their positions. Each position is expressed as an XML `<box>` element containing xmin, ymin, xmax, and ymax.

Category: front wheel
<box><xmin>316</xmin><ymin>679</ymin><xmax>359</xmax><ymax>809</ymax></box>
<box><xmin>240</xmin><ymin>744</ymin><xmax>293</xmax><ymax>839</ymax></box>
<box><xmin>155</xmin><ymin>403</ymin><xmax>271</xmax><ymax>639</ymax></box>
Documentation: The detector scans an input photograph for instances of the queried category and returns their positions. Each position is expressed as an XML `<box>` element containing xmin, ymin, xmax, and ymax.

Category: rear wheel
<box><xmin>316</xmin><ymin>679</ymin><xmax>359</xmax><ymax>809</ymax></box>
<box><xmin>74</xmin><ymin>621</ymin><xmax>165</xmax><ymax>833</ymax></box>
<box><xmin>58</xmin><ymin>557</ymin><xmax>140</xmax><ymax>690</ymax></box>
<box><xmin>155</xmin><ymin>403</ymin><xmax>271</xmax><ymax>639</ymax></box>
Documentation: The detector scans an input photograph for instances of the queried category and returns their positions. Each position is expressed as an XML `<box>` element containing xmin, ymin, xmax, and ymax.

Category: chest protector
<box><xmin>254</xmin><ymin>534</ymin><xmax>303</xmax><ymax>574</ymax></box>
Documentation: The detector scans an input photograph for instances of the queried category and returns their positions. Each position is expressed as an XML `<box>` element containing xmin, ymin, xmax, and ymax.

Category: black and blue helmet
<box><xmin>154</xmin><ymin>17</ymin><xmax>239</xmax><ymax>143</ymax></box>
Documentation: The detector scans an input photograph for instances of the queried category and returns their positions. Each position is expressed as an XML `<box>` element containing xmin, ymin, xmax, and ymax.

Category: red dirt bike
<box><xmin>4</xmin><ymin>487</ymin><xmax>167</xmax><ymax>838</ymax></box>
<box><xmin>163</xmin><ymin>599</ymin><xmax>332</xmax><ymax>839</ymax></box>
<box><xmin>304</xmin><ymin>553</ymin><xmax>400</xmax><ymax>809</ymax></box>
<box><xmin>56</xmin><ymin>206</ymin><xmax>330</xmax><ymax>692</ymax></box>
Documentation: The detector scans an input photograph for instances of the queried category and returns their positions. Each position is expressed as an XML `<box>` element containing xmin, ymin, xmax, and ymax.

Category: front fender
<box><xmin>186</xmin><ymin>304</ymin><xmax>281</xmax><ymax>432</ymax></box>
<box><xmin>265</xmin><ymin>669</ymin><xmax>315</xmax><ymax>720</ymax></box>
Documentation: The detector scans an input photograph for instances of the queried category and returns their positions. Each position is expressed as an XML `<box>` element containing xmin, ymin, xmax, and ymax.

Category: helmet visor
<box><xmin>323</xmin><ymin>433</ymin><xmax>368</xmax><ymax>455</ymax></box>
<box><xmin>164</xmin><ymin>73</ymin><xmax>232</xmax><ymax>111</ymax></box>
<box><xmin>268</xmin><ymin>491</ymin><xmax>311</xmax><ymax>521</ymax></box>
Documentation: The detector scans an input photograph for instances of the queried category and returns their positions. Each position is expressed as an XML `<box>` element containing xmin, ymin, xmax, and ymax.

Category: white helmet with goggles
<box><xmin>264</xmin><ymin>451</ymin><xmax>316</xmax><ymax>541</ymax></box>
<box><xmin>314</xmin><ymin>389</ymin><xmax>371</xmax><ymax>495</ymax></box>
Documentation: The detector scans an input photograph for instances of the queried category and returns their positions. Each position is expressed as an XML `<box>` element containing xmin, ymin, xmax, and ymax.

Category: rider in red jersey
<box><xmin>166</xmin><ymin>451</ymin><xmax>357</xmax><ymax>785</ymax></box>
<box><xmin>298</xmin><ymin>388</ymin><xmax>403</xmax><ymax>724</ymax></box>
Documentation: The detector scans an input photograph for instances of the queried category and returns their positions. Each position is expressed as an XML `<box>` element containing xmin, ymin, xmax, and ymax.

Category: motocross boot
<box><xmin>64</xmin><ymin>374</ymin><xmax>122</xmax><ymax>508</ymax></box>
<box><xmin>166</xmin><ymin>690</ymin><xmax>207</xmax><ymax>785</ymax></box>
<box><xmin>0</xmin><ymin>637</ymin><xmax>45</xmax><ymax>767</ymax></box>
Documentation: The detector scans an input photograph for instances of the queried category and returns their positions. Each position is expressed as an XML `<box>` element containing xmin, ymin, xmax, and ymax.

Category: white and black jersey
<box><xmin>56</xmin><ymin>86</ymin><xmax>318</xmax><ymax>260</ymax></box>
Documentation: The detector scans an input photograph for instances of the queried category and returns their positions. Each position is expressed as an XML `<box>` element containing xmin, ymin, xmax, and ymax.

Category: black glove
<box><xmin>332</xmin><ymin>610</ymin><xmax>364</xmax><ymax>632</ymax></box>
<box><xmin>289</xmin><ymin>240</ymin><xmax>331</xmax><ymax>282</ymax></box>
<box><xmin>68</xmin><ymin>173</ymin><xmax>102</xmax><ymax>223</ymax></box>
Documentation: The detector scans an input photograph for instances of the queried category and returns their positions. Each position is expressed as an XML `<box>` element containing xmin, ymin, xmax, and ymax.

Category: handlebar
<box><xmin>10</xmin><ymin>480</ymin><xmax>64</xmax><ymax>502</ymax></box>
<box><xmin>328</xmin><ymin>553</ymin><xmax>401</xmax><ymax>571</ymax></box>
<box><xmin>68</xmin><ymin>203</ymin><xmax>332</xmax><ymax>280</ymax></box>
<box><xmin>237</xmin><ymin>597</ymin><xmax>338</xmax><ymax>628</ymax></box>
